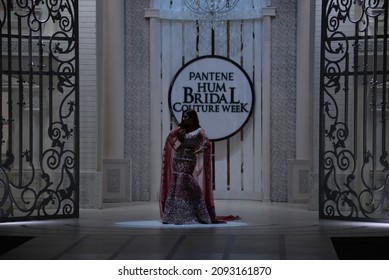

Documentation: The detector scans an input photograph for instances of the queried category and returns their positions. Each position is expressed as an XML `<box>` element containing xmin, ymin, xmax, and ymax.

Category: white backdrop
<box><xmin>148</xmin><ymin>0</ymin><xmax>268</xmax><ymax>201</ymax></box>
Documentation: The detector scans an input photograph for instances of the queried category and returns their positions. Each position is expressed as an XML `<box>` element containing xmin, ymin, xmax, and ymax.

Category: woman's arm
<box><xmin>194</xmin><ymin>129</ymin><xmax>210</xmax><ymax>155</ymax></box>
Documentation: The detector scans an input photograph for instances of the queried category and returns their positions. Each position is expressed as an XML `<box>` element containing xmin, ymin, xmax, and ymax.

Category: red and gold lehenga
<box><xmin>159</xmin><ymin>127</ymin><xmax>219</xmax><ymax>224</ymax></box>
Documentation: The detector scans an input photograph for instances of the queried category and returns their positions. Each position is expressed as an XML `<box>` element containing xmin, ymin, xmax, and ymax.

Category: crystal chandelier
<box><xmin>184</xmin><ymin>0</ymin><xmax>240</xmax><ymax>28</ymax></box>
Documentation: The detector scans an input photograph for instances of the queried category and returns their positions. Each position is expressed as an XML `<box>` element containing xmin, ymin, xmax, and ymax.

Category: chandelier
<box><xmin>184</xmin><ymin>0</ymin><xmax>240</xmax><ymax>28</ymax></box>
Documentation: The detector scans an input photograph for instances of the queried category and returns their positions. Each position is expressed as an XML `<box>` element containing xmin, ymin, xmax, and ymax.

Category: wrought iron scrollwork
<box><xmin>320</xmin><ymin>0</ymin><xmax>389</xmax><ymax>221</ymax></box>
<box><xmin>0</xmin><ymin>0</ymin><xmax>78</xmax><ymax>222</ymax></box>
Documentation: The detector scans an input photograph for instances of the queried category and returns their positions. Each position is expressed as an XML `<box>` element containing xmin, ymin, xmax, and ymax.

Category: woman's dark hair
<box><xmin>179</xmin><ymin>109</ymin><xmax>200</xmax><ymax>129</ymax></box>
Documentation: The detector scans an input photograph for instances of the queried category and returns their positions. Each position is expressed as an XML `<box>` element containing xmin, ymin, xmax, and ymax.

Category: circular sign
<box><xmin>169</xmin><ymin>55</ymin><xmax>255</xmax><ymax>141</ymax></box>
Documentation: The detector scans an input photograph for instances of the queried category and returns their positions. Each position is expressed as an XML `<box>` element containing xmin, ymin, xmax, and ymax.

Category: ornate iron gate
<box><xmin>320</xmin><ymin>0</ymin><xmax>389</xmax><ymax>221</ymax></box>
<box><xmin>0</xmin><ymin>0</ymin><xmax>79</xmax><ymax>222</ymax></box>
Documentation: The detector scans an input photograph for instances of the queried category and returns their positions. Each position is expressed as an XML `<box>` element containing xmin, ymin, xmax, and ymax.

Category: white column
<box><xmin>286</xmin><ymin>1</ymin><xmax>312</xmax><ymax>204</ymax></box>
<box><xmin>148</xmin><ymin>11</ymin><xmax>162</xmax><ymax>202</ymax></box>
<box><xmin>296</xmin><ymin>0</ymin><xmax>312</xmax><ymax>160</ymax></box>
<box><xmin>262</xmin><ymin>10</ymin><xmax>275</xmax><ymax>202</ymax></box>
<box><xmin>100</xmin><ymin>0</ymin><xmax>132</xmax><ymax>205</ymax></box>
<box><xmin>103</xmin><ymin>0</ymin><xmax>125</xmax><ymax>159</ymax></box>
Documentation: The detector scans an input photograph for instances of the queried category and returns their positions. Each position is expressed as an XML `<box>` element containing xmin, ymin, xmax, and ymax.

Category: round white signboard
<box><xmin>169</xmin><ymin>55</ymin><xmax>254</xmax><ymax>141</ymax></box>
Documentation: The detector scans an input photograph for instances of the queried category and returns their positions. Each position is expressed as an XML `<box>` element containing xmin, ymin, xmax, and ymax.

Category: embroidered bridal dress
<box><xmin>159</xmin><ymin>127</ymin><xmax>217</xmax><ymax>224</ymax></box>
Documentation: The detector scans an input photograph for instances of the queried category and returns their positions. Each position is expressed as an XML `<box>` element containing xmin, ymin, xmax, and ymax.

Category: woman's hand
<box><xmin>177</xmin><ymin>128</ymin><xmax>186</xmax><ymax>142</ymax></box>
<box><xmin>184</xmin><ymin>147</ymin><xmax>196</xmax><ymax>156</ymax></box>
<box><xmin>193</xmin><ymin>148</ymin><xmax>204</xmax><ymax>155</ymax></box>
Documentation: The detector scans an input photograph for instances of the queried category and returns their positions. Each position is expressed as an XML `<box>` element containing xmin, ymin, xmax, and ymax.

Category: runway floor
<box><xmin>1</xmin><ymin>200</ymin><xmax>389</xmax><ymax>260</ymax></box>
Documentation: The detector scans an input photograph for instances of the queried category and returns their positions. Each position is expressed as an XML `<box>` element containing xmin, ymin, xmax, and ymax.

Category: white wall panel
<box><xmin>150</xmin><ymin>0</ymin><xmax>264</xmax><ymax>200</ymax></box>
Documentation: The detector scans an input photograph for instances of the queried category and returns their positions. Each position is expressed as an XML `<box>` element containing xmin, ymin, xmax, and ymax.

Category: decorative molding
<box><xmin>144</xmin><ymin>8</ymin><xmax>160</xmax><ymax>18</ymax></box>
<box><xmin>309</xmin><ymin>172</ymin><xmax>319</xmax><ymax>211</ymax></box>
<box><xmin>144</xmin><ymin>8</ymin><xmax>263</xmax><ymax>20</ymax></box>
<box><xmin>1</xmin><ymin>39</ymin><xmax>50</xmax><ymax>53</ymax></box>
<box><xmin>102</xmin><ymin>158</ymin><xmax>132</xmax><ymax>203</ymax></box>
<box><xmin>358</xmin><ymin>39</ymin><xmax>385</xmax><ymax>52</ymax></box>
<box><xmin>287</xmin><ymin>159</ymin><xmax>309</xmax><ymax>204</ymax></box>
<box><xmin>79</xmin><ymin>171</ymin><xmax>102</xmax><ymax>209</ymax></box>
<box><xmin>262</xmin><ymin>7</ymin><xmax>276</xmax><ymax>17</ymax></box>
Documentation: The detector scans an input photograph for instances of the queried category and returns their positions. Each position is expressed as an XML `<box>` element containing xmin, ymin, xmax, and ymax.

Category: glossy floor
<box><xmin>1</xmin><ymin>200</ymin><xmax>389</xmax><ymax>260</ymax></box>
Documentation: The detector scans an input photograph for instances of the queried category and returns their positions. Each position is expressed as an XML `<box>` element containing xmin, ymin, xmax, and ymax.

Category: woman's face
<box><xmin>182</xmin><ymin>112</ymin><xmax>192</xmax><ymax>125</ymax></box>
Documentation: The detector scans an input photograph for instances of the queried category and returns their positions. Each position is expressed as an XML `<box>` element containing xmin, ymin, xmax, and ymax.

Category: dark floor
<box><xmin>1</xmin><ymin>200</ymin><xmax>389</xmax><ymax>260</ymax></box>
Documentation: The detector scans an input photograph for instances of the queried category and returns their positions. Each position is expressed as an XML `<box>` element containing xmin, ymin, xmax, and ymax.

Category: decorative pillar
<box><xmin>296</xmin><ymin>0</ymin><xmax>312</xmax><ymax>160</ymax></box>
<box><xmin>262</xmin><ymin>7</ymin><xmax>276</xmax><ymax>202</ymax></box>
<box><xmin>287</xmin><ymin>0</ymin><xmax>313</xmax><ymax>204</ymax></box>
<box><xmin>103</xmin><ymin>0</ymin><xmax>124</xmax><ymax>158</ymax></box>
<box><xmin>101</xmin><ymin>0</ymin><xmax>132</xmax><ymax>204</ymax></box>
<box><xmin>146</xmin><ymin>8</ymin><xmax>162</xmax><ymax>202</ymax></box>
